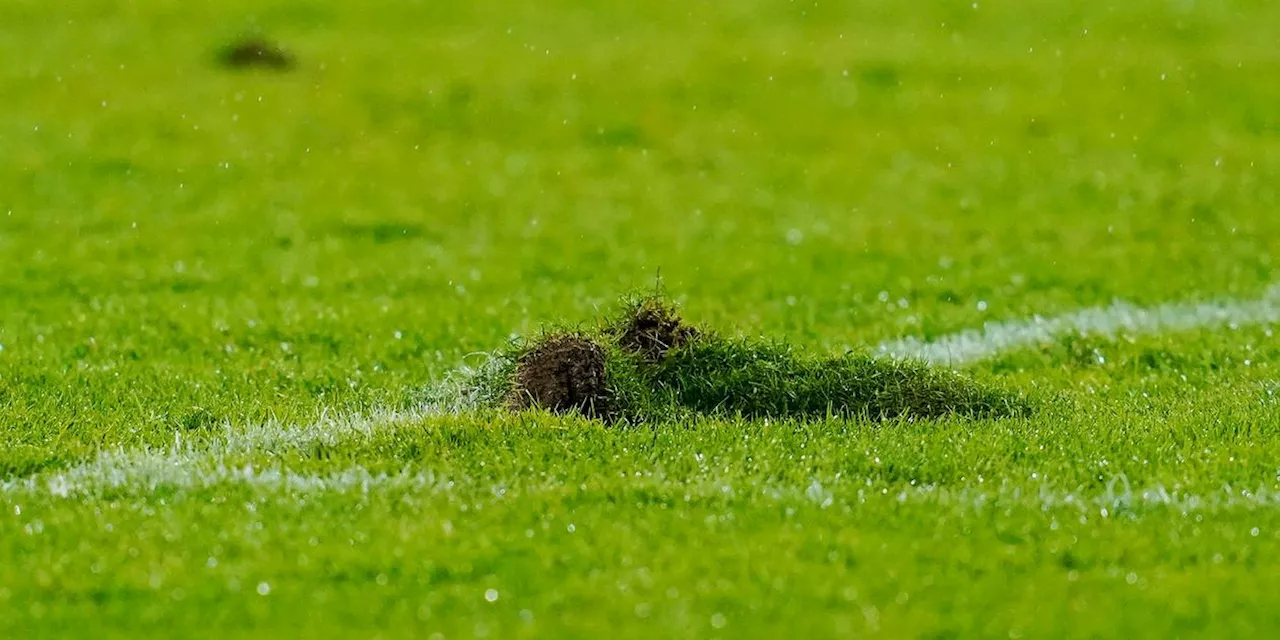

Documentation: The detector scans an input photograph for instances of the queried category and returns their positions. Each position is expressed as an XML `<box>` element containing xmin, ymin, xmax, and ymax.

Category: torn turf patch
<box><xmin>473</xmin><ymin>294</ymin><xmax>1028</xmax><ymax>423</ymax></box>
<box><xmin>508</xmin><ymin>333</ymin><xmax>612</xmax><ymax>420</ymax></box>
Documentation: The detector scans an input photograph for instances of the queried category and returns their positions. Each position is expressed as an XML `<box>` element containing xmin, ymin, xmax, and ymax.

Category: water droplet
<box><xmin>257</xmin><ymin>582</ymin><xmax>271</xmax><ymax>595</ymax></box>
<box><xmin>484</xmin><ymin>588</ymin><xmax>500</xmax><ymax>602</ymax></box>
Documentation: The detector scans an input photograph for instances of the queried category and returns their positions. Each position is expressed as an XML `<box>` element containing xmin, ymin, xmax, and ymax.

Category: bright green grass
<box><xmin>2</xmin><ymin>0</ymin><xmax>1280</xmax><ymax>636</ymax></box>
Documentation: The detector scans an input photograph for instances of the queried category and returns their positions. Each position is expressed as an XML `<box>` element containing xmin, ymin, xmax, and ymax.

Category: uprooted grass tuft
<box><xmin>507</xmin><ymin>333</ymin><xmax>612</xmax><ymax>420</ymax></box>
<box><xmin>609</xmin><ymin>295</ymin><xmax>698</xmax><ymax>363</ymax></box>
<box><xmin>462</xmin><ymin>294</ymin><xmax>1028</xmax><ymax>424</ymax></box>
<box><xmin>217</xmin><ymin>37</ymin><xmax>296</xmax><ymax>71</ymax></box>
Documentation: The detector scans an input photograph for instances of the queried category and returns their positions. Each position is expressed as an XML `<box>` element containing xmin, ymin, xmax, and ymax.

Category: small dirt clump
<box><xmin>218</xmin><ymin>37</ymin><xmax>296</xmax><ymax>71</ymax></box>
<box><xmin>509</xmin><ymin>334</ymin><xmax>611</xmax><ymax>418</ymax></box>
<box><xmin>614</xmin><ymin>298</ymin><xmax>698</xmax><ymax>362</ymax></box>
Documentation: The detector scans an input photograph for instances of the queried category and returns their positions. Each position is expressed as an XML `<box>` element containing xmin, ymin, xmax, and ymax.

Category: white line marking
<box><xmin>876</xmin><ymin>284</ymin><xmax>1280</xmax><ymax>365</ymax></box>
<box><xmin>0</xmin><ymin>406</ymin><xmax>447</xmax><ymax>497</ymax></box>
<box><xmin>12</xmin><ymin>457</ymin><xmax>1280</xmax><ymax>516</ymax></box>
<box><xmin>790</xmin><ymin>475</ymin><xmax>1280</xmax><ymax>513</ymax></box>
<box><xmin>5</xmin><ymin>285</ymin><xmax>1278</xmax><ymax>496</ymax></box>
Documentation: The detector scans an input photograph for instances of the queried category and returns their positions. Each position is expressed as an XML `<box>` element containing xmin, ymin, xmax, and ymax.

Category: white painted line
<box><xmin>790</xmin><ymin>474</ymin><xmax>1280</xmax><ymax>513</ymax></box>
<box><xmin>12</xmin><ymin>453</ymin><xmax>1280</xmax><ymax>517</ymax></box>
<box><xmin>0</xmin><ymin>406</ymin><xmax>448</xmax><ymax>497</ymax></box>
<box><xmin>6</xmin><ymin>285</ymin><xmax>1278</xmax><ymax>497</ymax></box>
<box><xmin>1</xmin><ymin>352</ymin><xmax>518</xmax><ymax>497</ymax></box>
<box><xmin>31</xmin><ymin>462</ymin><xmax>448</xmax><ymax>497</ymax></box>
<box><xmin>876</xmin><ymin>284</ymin><xmax>1280</xmax><ymax>366</ymax></box>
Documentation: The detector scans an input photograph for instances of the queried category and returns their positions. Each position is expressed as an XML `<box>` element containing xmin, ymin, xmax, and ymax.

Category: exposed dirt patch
<box><xmin>218</xmin><ymin>37</ymin><xmax>296</xmax><ymax>71</ymax></box>
<box><xmin>509</xmin><ymin>334</ymin><xmax>611</xmax><ymax>418</ymax></box>
<box><xmin>613</xmin><ymin>299</ymin><xmax>698</xmax><ymax>362</ymax></box>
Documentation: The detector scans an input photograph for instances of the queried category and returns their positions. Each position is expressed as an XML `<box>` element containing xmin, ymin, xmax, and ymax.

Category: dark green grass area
<box><xmin>654</xmin><ymin>339</ymin><xmax>1024</xmax><ymax>421</ymax></box>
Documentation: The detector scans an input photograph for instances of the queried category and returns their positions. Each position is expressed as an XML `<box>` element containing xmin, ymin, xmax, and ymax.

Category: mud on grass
<box><xmin>507</xmin><ymin>333</ymin><xmax>613</xmax><ymax>420</ymax></box>
<box><xmin>608</xmin><ymin>294</ymin><xmax>699</xmax><ymax>363</ymax></box>
<box><xmin>216</xmin><ymin>36</ymin><xmax>296</xmax><ymax>71</ymax></box>
<box><xmin>490</xmin><ymin>296</ymin><xmax>1028</xmax><ymax>423</ymax></box>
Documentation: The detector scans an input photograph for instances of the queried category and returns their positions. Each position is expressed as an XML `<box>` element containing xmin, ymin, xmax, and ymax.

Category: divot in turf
<box><xmin>216</xmin><ymin>36</ymin><xmax>296</xmax><ymax>71</ymax></box>
<box><xmin>508</xmin><ymin>333</ymin><xmax>613</xmax><ymax>420</ymax></box>
<box><xmin>497</xmin><ymin>295</ymin><xmax>1026</xmax><ymax>423</ymax></box>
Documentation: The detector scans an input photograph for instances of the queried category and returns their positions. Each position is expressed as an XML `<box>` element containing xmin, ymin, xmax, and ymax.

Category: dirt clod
<box><xmin>218</xmin><ymin>37</ymin><xmax>295</xmax><ymax>71</ymax></box>
<box><xmin>614</xmin><ymin>299</ymin><xmax>697</xmax><ymax>362</ymax></box>
<box><xmin>510</xmin><ymin>334</ymin><xmax>611</xmax><ymax>418</ymax></box>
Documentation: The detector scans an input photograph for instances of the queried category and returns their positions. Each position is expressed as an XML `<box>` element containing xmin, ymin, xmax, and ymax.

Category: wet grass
<box><xmin>2</xmin><ymin>0</ymin><xmax>1280</xmax><ymax>637</ymax></box>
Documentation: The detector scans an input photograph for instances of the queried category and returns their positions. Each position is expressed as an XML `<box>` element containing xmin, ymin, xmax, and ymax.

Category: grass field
<box><xmin>3</xmin><ymin>0</ymin><xmax>1280</xmax><ymax>637</ymax></box>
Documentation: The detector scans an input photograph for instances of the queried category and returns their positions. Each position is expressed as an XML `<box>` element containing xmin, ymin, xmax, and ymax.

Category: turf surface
<box><xmin>2</xmin><ymin>0</ymin><xmax>1280</xmax><ymax>637</ymax></box>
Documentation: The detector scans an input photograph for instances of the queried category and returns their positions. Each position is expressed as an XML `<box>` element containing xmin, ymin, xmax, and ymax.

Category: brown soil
<box><xmin>509</xmin><ymin>334</ymin><xmax>611</xmax><ymax>418</ymax></box>
<box><xmin>614</xmin><ymin>299</ymin><xmax>697</xmax><ymax>362</ymax></box>
<box><xmin>218</xmin><ymin>38</ymin><xmax>295</xmax><ymax>71</ymax></box>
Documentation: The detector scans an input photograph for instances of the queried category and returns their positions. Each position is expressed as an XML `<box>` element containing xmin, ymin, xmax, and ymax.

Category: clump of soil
<box><xmin>612</xmin><ymin>298</ymin><xmax>698</xmax><ymax>362</ymax></box>
<box><xmin>509</xmin><ymin>334</ymin><xmax>611</xmax><ymax>419</ymax></box>
<box><xmin>217</xmin><ymin>37</ymin><xmax>296</xmax><ymax>71</ymax></box>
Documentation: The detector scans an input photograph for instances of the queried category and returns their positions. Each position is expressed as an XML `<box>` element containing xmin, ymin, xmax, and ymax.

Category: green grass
<box><xmin>2</xmin><ymin>0</ymin><xmax>1280</xmax><ymax>637</ymax></box>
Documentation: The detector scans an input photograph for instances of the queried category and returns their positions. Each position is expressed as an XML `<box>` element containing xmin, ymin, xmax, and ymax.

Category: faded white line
<box><xmin>6</xmin><ymin>286</ymin><xmax>1279</xmax><ymax>496</ymax></box>
<box><xmin>876</xmin><ymin>284</ymin><xmax>1280</xmax><ymax>365</ymax></box>
<box><xmin>13</xmin><ymin>456</ymin><xmax>1280</xmax><ymax>518</ymax></box>
<box><xmin>31</xmin><ymin>463</ymin><xmax>450</xmax><ymax>497</ymax></box>
<box><xmin>794</xmin><ymin>475</ymin><xmax>1280</xmax><ymax>514</ymax></box>
<box><xmin>0</xmin><ymin>353</ymin><xmax>511</xmax><ymax>497</ymax></box>
<box><xmin>0</xmin><ymin>406</ymin><xmax>447</xmax><ymax>497</ymax></box>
